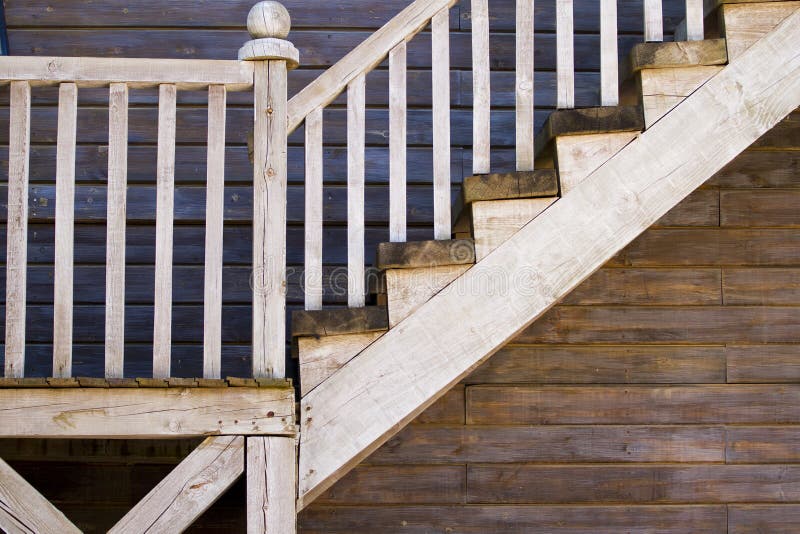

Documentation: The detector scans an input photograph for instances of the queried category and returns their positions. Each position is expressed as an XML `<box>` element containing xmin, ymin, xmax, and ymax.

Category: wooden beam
<box><xmin>0</xmin><ymin>56</ymin><xmax>255</xmax><ymax>90</ymax></box>
<box><xmin>0</xmin><ymin>456</ymin><xmax>81</xmax><ymax>534</ymax></box>
<box><xmin>247</xmin><ymin>436</ymin><xmax>297</xmax><ymax>533</ymax></box>
<box><xmin>0</xmin><ymin>387</ymin><xmax>295</xmax><ymax>438</ymax></box>
<box><xmin>297</xmin><ymin>9</ymin><xmax>800</xmax><ymax>508</ymax></box>
<box><xmin>109</xmin><ymin>436</ymin><xmax>244</xmax><ymax>534</ymax></box>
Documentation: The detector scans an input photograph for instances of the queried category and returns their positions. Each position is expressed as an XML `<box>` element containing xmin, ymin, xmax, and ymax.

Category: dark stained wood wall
<box><xmin>0</xmin><ymin>0</ymin><xmax>685</xmax><ymax>379</ymax></box>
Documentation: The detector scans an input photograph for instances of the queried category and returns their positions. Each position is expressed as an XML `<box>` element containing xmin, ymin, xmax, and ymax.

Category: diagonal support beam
<box><xmin>297</xmin><ymin>8</ymin><xmax>800</xmax><ymax>509</ymax></box>
<box><xmin>0</xmin><ymin>456</ymin><xmax>81</xmax><ymax>534</ymax></box>
<box><xmin>109</xmin><ymin>436</ymin><xmax>244</xmax><ymax>534</ymax></box>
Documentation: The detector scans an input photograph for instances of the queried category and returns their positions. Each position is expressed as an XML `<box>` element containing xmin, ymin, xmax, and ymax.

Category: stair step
<box><xmin>452</xmin><ymin>169</ymin><xmax>558</xmax><ymax>235</ymax></box>
<box><xmin>298</xmin><ymin>330</ymin><xmax>384</xmax><ymax>396</ymax></box>
<box><xmin>375</xmin><ymin>239</ymin><xmax>476</xmax><ymax>270</ymax></box>
<box><xmin>534</xmin><ymin>105</ymin><xmax>645</xmax><ymax>165</ymax></box>
<box><xmin>385</xmin><ymin>264</ymin><xmax>471</xmax><ymax>328</ymax></box>
<box><xmin>291</xmin><ymin>306</ymin><xmax>389</xmax><ymax>338</ymax></box>
<box><xmin>622</xmin><ymin>38</ymin><xmax>727</xmax><ymax>80</ymax></box>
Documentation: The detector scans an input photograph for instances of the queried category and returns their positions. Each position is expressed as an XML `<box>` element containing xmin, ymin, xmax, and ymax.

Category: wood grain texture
<box><xmin>466</xmin><ymin>344</ymin><xmax>727</xmax><ymax>384</ymax></box>
<box><xmin>304</xmin><ymin>107</ymin><xmax>324</xmax><ymax>311</ymax></box>
<box><xmin>726</xmin><ymin>345</ymin><xmax>800</xmax><ymax>383</ymax></box>
<box><xmin>51</xmin><ymin>83</ymin><xmax>77</xmax><ymax>379</ymax></box>
<box><xmin>721</xmin><ymin>2</ymin><xmax>800</xmax><ymax>59</ymax></box>
<box><xmin>624</xmin><ymin>39</ymin><xmax>727</xmax><ymax>76</ymax></box>
<box><xmin>555</xmin><ymin>131</ymin><xmax>638</xmax><ymax>194</ymax></box>
<box><xmin>432</xmin><ymin>8</ymin><xmax>452</xmax><ymax>240</ymax></box>
<box><xmin>600</xmin><ymin>0</ymin><xmax>619</xmax><ymax>105</ymax></box>
<box><xmin>292</xmin><ymin>307</ymin><xmax>388</xmax><ymax>338</ymax></box>
<box><xmin>726</xmin><ymin>427</ymin><xmax>800</xmax><ymax>463</ymax></box>
<box><xmin>556</xmin><ymin>0</ymin><xmax>575</xmax><ymax>108</ymax></box>
<box><xmin>152</xmin><ymin>84</ymin><xmax>177</xmax><ymax>379</ymax></box>
<box><xmin>203</xmin><ymin>85</ymin><xmax>227</xmax><ymax>379</ymax></box>
<box><xmin>247</xmin><ymin>436</ymin><xmax>296</xmax><ymax>534</ymax></box>
<box><xmin>467</xmin><ymin>464</ymin><xmax>800</xmax><ymax>503</ymax></box>
<box><xmin>386</xmin><ymin>265</ymin><xmax>470</xmax><ymax>328</ymax></box>
<box><xmin>728</xmin><ymin>505</ymin><xmax>800</xmax><ymax>534</ymax></box>
<box><xmin>251</xmin><ymin>61</ymin><xmax>288</xmax><ymax>378</ymax></box>
<box><xmin>0</xmin><ymin>456</ymin><xmax>81</xmax><ymax>534</ymax></box>
<box><xmin>643</xmin><ymin>0</ymin><xmax>664</xmax><ymax>42</ymax></box>
<box><xmin>376</xmin><ymin>239</ymin><xmax>475</xmax><ymax>269</ymax></box>
<box><xmin>299</xmin><ymin>331</ymin><xmax>384</xmax><ymax>396</ymax></box>
<box><xmin>104</xmin><ymin>83</ymin><xmax>128</xmax><ymax>379</ymax></box>
<box><xmin>4</xmin><ymin>81</ymin><xmax>31</xmax><ymax>379</ymax></box>
<box><xmin>515</xmin><ymin>0</ymin><xmax>535</xmax><ymax>170</ymax></box>
<box><xmin>467</xmin><ymin>385</ymin><xmax>800</xmax><ymax>424</ymax></box>
<box><xmin>347</xmin><ymin>74</ymin><xmax>366</xmax><ymax>307</ymax></box>
<box><xmin>640</xmin><ymin>66</ymin><xmax>723</xmax><ymax>128</ymax></box>
<box><xmin>472</xmin><ymin>198</ymin><xmax>556</xmax><ymax>260</ymax></box>
<box><xmin>0</xmin><ymin>387</ymin><xmax>295</xmax><ymax>438</ymax></box>
<box><xmin>389</xmin><ymin>42</ymin><xmax>407</xmax><ymax>243</ymax></box>
<box><xmin>471</xmin><ymin>0</ymin><xmax>490</xmax><ymax>174</ymax></box>
<box><xmin>367</xmin><ymin>424</ymin><xmax>725</xmax><ymax>464</ymax></box>
<box><xmin>109</xmin><ymin>436</ymin><xmax>244</xmax><ymax>534</ymax></box>
<box><xmin>300</xmin><ymin>505</ymin><xmax>726</xmax><ymax>533</ymax></box>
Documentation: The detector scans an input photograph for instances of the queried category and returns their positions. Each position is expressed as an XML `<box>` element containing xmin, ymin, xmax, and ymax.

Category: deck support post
<box><xmin>240</xmin><ymin>1</ymin><xmax>300</xmax><ymax>380</ymax></box>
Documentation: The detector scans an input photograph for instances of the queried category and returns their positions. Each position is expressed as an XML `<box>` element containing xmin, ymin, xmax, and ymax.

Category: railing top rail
<box><xmin>286</xmin><ymin>0</ymin><xmax>458</xmax><ymax>135</ymax></box>
<box><xmin>0</xmin><ymin>56</ymin><xmax>255</xmax><ymax>91</ymax></box>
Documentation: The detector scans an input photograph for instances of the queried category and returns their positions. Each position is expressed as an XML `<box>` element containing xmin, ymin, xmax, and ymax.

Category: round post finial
<box><xmin>247</xmin><ymin>1</ymin><xmax>291</xmax><ymax>40</ymax></box>
<box><xmin>239</xmin><ymin>1</ymin><xmax>299</xmax><ymax>67</ymax></box>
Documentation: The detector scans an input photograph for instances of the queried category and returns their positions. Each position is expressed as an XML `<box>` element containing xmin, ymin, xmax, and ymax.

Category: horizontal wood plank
<box><xmin>728</xmin><ymin>505</ymin><xmax>800</xmax><ymax>533</ymax></box>
<box><xmin>467</xmin><ymin>464</ymin><xmax>800</xmax><ymax>503</ymax></box>
<box><xmin>726</xmin><ymin>345</ymin><xmax>800</xmax><ymax>382</ymax></box>
<box><xmin>467</xmin><ymin>385</ymin><xmax>800</xmax><ymax>424</ymax></box>
<box><xmin>726</xmin><ymin>426</ymin><xmax>800</xmax><ymax>463</ymax></box>
<box><xmin>0</xmin><ymin>387</ymin><xmax>295</xmax><ymax>437</ymax></box>
<box><xmin>466</xmin><ymin>345</ymin><xmax>727</xmax><ymax>384</ymax></box>
<box><xmin>366</xmin><ymin>424</ymin><xmax>725</xmax><ymax>464</ymax></box>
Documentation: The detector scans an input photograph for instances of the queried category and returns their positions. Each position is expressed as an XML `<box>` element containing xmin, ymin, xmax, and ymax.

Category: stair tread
<box><xmin>534</xmin><ymin>105</ymin><xmax>645</xmax><ymax>161</ymax></box>
<box><xmin>292</xmin><ymin>306</ymin><xmax>389</xmax><ymax>338</ymax></box>
<box><xmin>623</xmin><ymin>38</ymin><xmax>728</xmax><ymax>80</ymax></box>
<box><xmin>376</xmin><ymin>239</ymin><xmax>476</xmax><ymax>270</ymax></box>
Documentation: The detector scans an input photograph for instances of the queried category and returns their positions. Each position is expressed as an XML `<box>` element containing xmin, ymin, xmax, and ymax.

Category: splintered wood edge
<box><xmin>291</xmin><ymin>307</ymin><xmax>389</xmax><ymax>337</ymax></box>
<box><xmin>375</xmin><ymin>239</ymin><xmax>477</xmax><ymax>269</ymax></box>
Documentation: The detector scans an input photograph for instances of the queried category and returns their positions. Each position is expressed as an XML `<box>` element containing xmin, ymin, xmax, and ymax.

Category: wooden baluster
<box><xmin>516</xmin><ymin>0</ymin><xmax>535</xmax><ymax>171</ymax></box>
<box><xmin>389</xmin><ymin>41</ymin><xmax>407</xmax><ymax>242</ymax></box>
<box><xmin>304</xmin><ymin>108</ymin><xmax>324</xmax><ymax>311</ymax></box>
<box><xmin>347</xmin><ymin>74</ymin><xmax>366</xmax><ymax>307</ymax></box>
<box><xmin>685</xmin><ymin>0</ymin><xmax>704</xmax><ymax>40</ymax></box>
<box><xmin>153</xmin><ymin>84</ymin><xmax>177</xmax><ymax>379</ymax></box>
<box><xmin>203</xmin><ymin>85</ymin><xmax>227</xmax><ymax>379</ymax></box>
<box><xmin>53</xmin><ymin>83</ymin><xmax>77</xmax><ymax>378</ymax></box>
<box><xmin>472</xmin><ymin>0</ymin><xmax>491</xmax><ymax>175</ymax></box>
<box><xmin>556</xmin><ymin>0</ymin><xmax>575</xmax><ymax>109</ymax></box>
<box><xmin>105</xmin><ymin>83</ymin><xmax>129</xmax><ymax>379</ymax></box>
<box><xmin>432</xmin><ymin>8</ymin><xmax>451</xmax><ymax>240</ymax></box>
<box><xmin>600</xmin><ymin>0</ymin><xmax>619</xmax><ymax>106</ymax></box>
<box><xmin>5</xmin><ymin>81</ymin><xmax>31</xmax><ymax>379</ymax></box>
<box><xmin>240</xmin><ymin>2</ymin><xmax>299</xmax><ymax>377</ymax></box>
<box><xmin>644</xmin><ymin>0</ymin><xmax>664</xmax><ymax>41</ymax></box>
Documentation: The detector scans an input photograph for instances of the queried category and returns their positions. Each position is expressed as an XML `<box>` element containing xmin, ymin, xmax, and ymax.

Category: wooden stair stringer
<box><xmin>297</xmin><ymin>9</ymin><xmax>800</xmax><ymax>511</ymax></box>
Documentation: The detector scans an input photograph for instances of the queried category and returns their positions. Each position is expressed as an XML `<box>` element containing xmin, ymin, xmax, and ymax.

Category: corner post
<box><xmin>240</xmin><ymin>2</ymin><xmax>300</xmax><ymax>379</ymax></box>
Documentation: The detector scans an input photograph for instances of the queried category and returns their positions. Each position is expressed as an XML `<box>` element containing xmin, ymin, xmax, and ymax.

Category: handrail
<box><xmin>286</xmin><ymin>0</ymin><xmax>458</xmax><ymax>135</ymax></box>
<box><xmin>0</xmin><ymin>56</ymin><xmax>255</xmax><ymax>90</ymax></box>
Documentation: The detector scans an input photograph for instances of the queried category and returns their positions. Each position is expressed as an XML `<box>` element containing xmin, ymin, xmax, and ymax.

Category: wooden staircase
<box><xmin>293</xmin><ymin>1</ymin><xmax>800</xmax><ymax>510</ymax></box>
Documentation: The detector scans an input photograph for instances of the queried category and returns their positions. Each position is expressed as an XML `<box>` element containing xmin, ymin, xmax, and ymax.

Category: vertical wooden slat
<box><xmin>105</xmin><ymin>83</ymin><xmax>128</xmax><ymax>379</ymax></box>
<box><xmin>644</xmin><ymin>0</ymin><xmax>664</xmax><ymax>41</ymax></box>
<box><xmin>304</xmin><ymin>108</ymin><xmax>324</xmax><ymax>311</ymax></box>
<box><xmin>52</xmin><ymin>83</ymin><xmax>77</xmax><ymax>378</ymax></box>
<box><xmin>152</xmin><ymin>84</ymin><xmax>177</xmax><ymax>379</ymax></box>
<box><xmin>4</xmin><ymin>81</ymin><xmax>31</xmax><ymax>379</ymax></box>
<box><xmin>432</xmin><ymin>8</ymin><xmax>451</xmax><ymax>240</ymax></box>
<box><xmin>347</xmin><ymin>74</ymin><xmax>366</xmax><ymax>308</ymax></box>
<box><xmin>389</xmin><ymin>41</ymin><xmax>407</xmax><ymax>243</ymax></box>
<box><xmin>516</xmin><ymin>0</ymin><xmax>535</xmax><ymax>171</ymax></box>
<box><xmin>246</xmin><ymin>436</ymin><xmax>297</xmax><ymax>534</ymax></box>
<box><xmin>685</xmin><ymin>0</ymin><xmax>704</xmax><ymax>40</ymax></box>
<box><xmin>471</xmin><ymin>0</ymin><xmax>491</xmax><ymax>175</ymax></box>
<box><xmin>252</xmin><ymin>61</ymin><xmax>289</xmax><ymax>378</ymax></box>
<box><xmin>203</xmin><ymin>85</ymin><xmax>227</xmax><ymax>379</ymax></box>
<box><xmin>556</xmin><ymin>0</ymin><xmax>575</xmax><ymax>109</ymax></box>
<box><xmin>600</xmin><ymin>0</ymin><xmax>619</xmax><ymax>106</ymax></box>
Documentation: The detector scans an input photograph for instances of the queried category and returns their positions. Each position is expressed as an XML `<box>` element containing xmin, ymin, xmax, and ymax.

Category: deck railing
<box><xmin>2</xmin><ymin>0</ymin><xmax>705</xmax><ymax>380</ymax></box>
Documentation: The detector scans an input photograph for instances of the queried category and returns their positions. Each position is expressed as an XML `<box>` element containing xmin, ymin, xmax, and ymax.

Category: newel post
<box><xmin>240</xmin><ymin>2</ymin><xmax>299</xmax><ymax>379</ymax></box>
